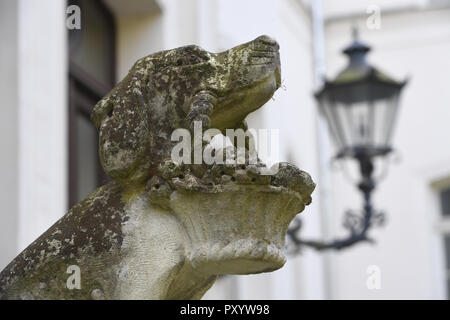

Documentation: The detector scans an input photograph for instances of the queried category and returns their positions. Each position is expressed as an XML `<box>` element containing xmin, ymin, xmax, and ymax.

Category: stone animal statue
<box><xmin>0</xmin><ymin>35</ymin><xmax>315</xmax><ymax>300</ymax></box>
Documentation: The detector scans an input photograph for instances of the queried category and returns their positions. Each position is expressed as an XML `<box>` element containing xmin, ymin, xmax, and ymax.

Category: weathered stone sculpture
<box><xmin>0</xmin><ymin>35</ymin><xmax>315</xmax><ymax>300</ymax></box>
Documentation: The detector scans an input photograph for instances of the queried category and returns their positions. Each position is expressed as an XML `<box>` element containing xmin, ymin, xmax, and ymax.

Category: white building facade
<box><xmin>1</xmin><ymin>0</ymin><xmax>449</xmax><ymax>299</ymax></box>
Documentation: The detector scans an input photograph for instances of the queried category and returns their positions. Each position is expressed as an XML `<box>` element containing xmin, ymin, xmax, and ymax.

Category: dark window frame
<box><xmin>68</xmin><ymin>0</ymin><xmax>116</xmax><ymax>208</ymax></box>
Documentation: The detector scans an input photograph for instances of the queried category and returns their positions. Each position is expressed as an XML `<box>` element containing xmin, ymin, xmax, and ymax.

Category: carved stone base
<box><xmin>169</xmin><ymin>185</ymin><xmax>304</xmax><ymax>275</ymax></box>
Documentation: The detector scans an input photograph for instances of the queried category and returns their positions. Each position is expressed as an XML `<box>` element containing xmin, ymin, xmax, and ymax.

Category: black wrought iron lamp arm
<box><xmin>287</xmin><ymin>155</ymin><xmax>384</xmax><ymax>252</ymax></box>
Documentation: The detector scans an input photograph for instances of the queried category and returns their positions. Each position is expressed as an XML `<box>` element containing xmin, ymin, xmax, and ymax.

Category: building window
<box><xmin>68</xmin><ymin>0</ymin><xmax>116</xmax><ymax>208</ymax></box>
<box><xmin>439</xmin><ymin>186</ymin><xmax>450</xmax><ymax>298</ymax></box>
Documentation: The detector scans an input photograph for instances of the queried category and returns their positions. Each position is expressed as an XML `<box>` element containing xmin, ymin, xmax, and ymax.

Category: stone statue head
<box><xmin>90</xmin><ymin>35</ymin><xmax>281</xmax><ymax>184</ymax></box>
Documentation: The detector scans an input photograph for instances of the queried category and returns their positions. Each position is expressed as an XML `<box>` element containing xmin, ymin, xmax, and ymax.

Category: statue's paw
<box><xmin>147</xmin><ymin>175</ymin><xmax>172</xmax><ymax>209</ymax></box>
<box><xmin>209</xmin><ymin>163</ymin><xmax>235</xmax><ymax>184</ymax></box>
<box><xmin>186</xmin><ymin>100</ymin><xmax>213</xmax><ymax>123</ymax></box>
<box><xmin>157</xmin><ymin>159</ymin><xmax>186</xmax><ymax>181</ymax></box>
<box><xmin>232</xmin><ymin>164</ymin><xmax>270</xmax><ymax>185</ymax></box>
<box><xmin>189</xmin><ymin>114</ymin><xmax>211</xmax><ymax>133</ymax></box>
<box><xmin>186</xmin><ymin>90</ymin><xmax>215</xmax><ymax>133</ymax></box>
<box><xmin>172</xmin><ymin>173</ymin><xmax>201</xmax><ymax>191</ymax></box>
<box><xmin>269</xmin><ymin>162</ymin><xmax>315</xmax><ymax>204</ymax></box>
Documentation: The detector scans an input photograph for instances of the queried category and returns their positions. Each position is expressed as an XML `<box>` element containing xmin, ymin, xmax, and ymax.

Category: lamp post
<box><xmin>288</xmin><ymin>29</ymin><xmax>407</xmax><ymax>251</ymax></box>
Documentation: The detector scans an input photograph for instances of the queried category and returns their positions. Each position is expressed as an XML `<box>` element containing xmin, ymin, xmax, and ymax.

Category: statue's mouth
<box><xmin>249</xmin><ymin>36</ymin><xmax>281</xmax><ymax>88</ymax></box>
<box><xmin>275</xmin><ymin>65</ymin><xmax>281</xmax><ymax>88</ymax></box>
<box><xmin>247</xmin><ymin>54</ymin><xmax>281</xmax><ymax>89</ymax></box>
<box><xmin>251</xmin><ymin>35</ymin><xmax>281</xmax><ymax>84</ymax></box>
<box><xmin>209</xmin><ymin>62</ymin><xmax>281</xmax><ymax>130</ymax></box>
<box><xmin>249</xmin><ymin>50</ymin><xmax>278</xmax><ymax>65</ymax></box>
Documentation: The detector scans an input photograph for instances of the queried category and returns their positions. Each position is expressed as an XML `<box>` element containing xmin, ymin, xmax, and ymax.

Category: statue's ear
<box><xmin>91</xmin><ymin>95</ymin><xmax>113</xmax><ymax>130</ymax></box>
<box><xmin>92</xmin><ymin>83</ymin><xmax>151</xmax><ymax>184</ymax></box>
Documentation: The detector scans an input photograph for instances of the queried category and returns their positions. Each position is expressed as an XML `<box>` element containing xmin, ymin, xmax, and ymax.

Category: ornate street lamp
<box><xmin>288</xmin><ymin>29</ymin><xmax>407</xmax><ymax>251</ymax></box>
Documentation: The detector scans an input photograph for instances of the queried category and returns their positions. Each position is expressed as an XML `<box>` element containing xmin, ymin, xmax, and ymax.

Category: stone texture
<box><xmin>0</xmin><ymin>35</ymin><xmax>315</xmax><ymax>300</ymax></box>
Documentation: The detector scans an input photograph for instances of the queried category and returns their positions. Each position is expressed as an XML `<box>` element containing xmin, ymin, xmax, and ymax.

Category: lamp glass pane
<box><xmin>319</xmin><ymin>82</ymin><xmax>401</xmax><ymax>153</ymax></box>
<box><xmin>365</xmin><ymin>93</ymin><xmax>400</xmax><ymax>148</ymax></box>
<box><xmin>381</xmin><ymin>93</ymin><xmax>400</xmax><ymax>146</ymax></box>
<box><xmin>347</xmin><ymin>101</ymin><xmax>373</xmax><ymax>147</ymax></box>
<box><xmin>318</xmin><ymin>99</ymin><xmax>346</xmax><ymax>150</ymax></box>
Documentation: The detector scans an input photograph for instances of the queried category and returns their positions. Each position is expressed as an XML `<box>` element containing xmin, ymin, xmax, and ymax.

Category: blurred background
<box><xmin>1</xmin><ymin>0</ymin><xmax>450</xmax><ymax>299</ymax></box>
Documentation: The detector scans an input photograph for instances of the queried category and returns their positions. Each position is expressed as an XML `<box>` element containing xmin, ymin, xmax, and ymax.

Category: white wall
<box><xmin>0</xmin><ymin>0</ymin><xmax>67</xmax><ymax>270</ymax></box>
<box><xmin>0</xmin><ymin>0</ymin><xmax>19</xmax><ymax>270</ymax></box>
<box><xmin>16</xmin><ymin>0</ymin><xmax>68</xmax><ymax>253</ymax></box>
<box><xmin>114</xmin><ymin>3</ymin><xmax>164</xmax><ymax>80</ymax></box>
<box><xmin>104</xmin><ymin>0</ymin><xmax>165</xmax><ymax>80</ymax></box>
<box><xmin>324</xmin><ymin>0</ymin><xmax>430</xmax><ymax>18</ymax></box>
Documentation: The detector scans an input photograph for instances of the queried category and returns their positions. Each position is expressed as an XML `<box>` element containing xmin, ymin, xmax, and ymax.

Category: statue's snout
<box><xmin>254</xmin><ymin>35</ymin><xmax>280</xmax><ymax>50</ymax></box>
<box><xmin>252</xmin><ymin>35</ymin><xmax>281</xmax><ymax>88</ymax></box>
